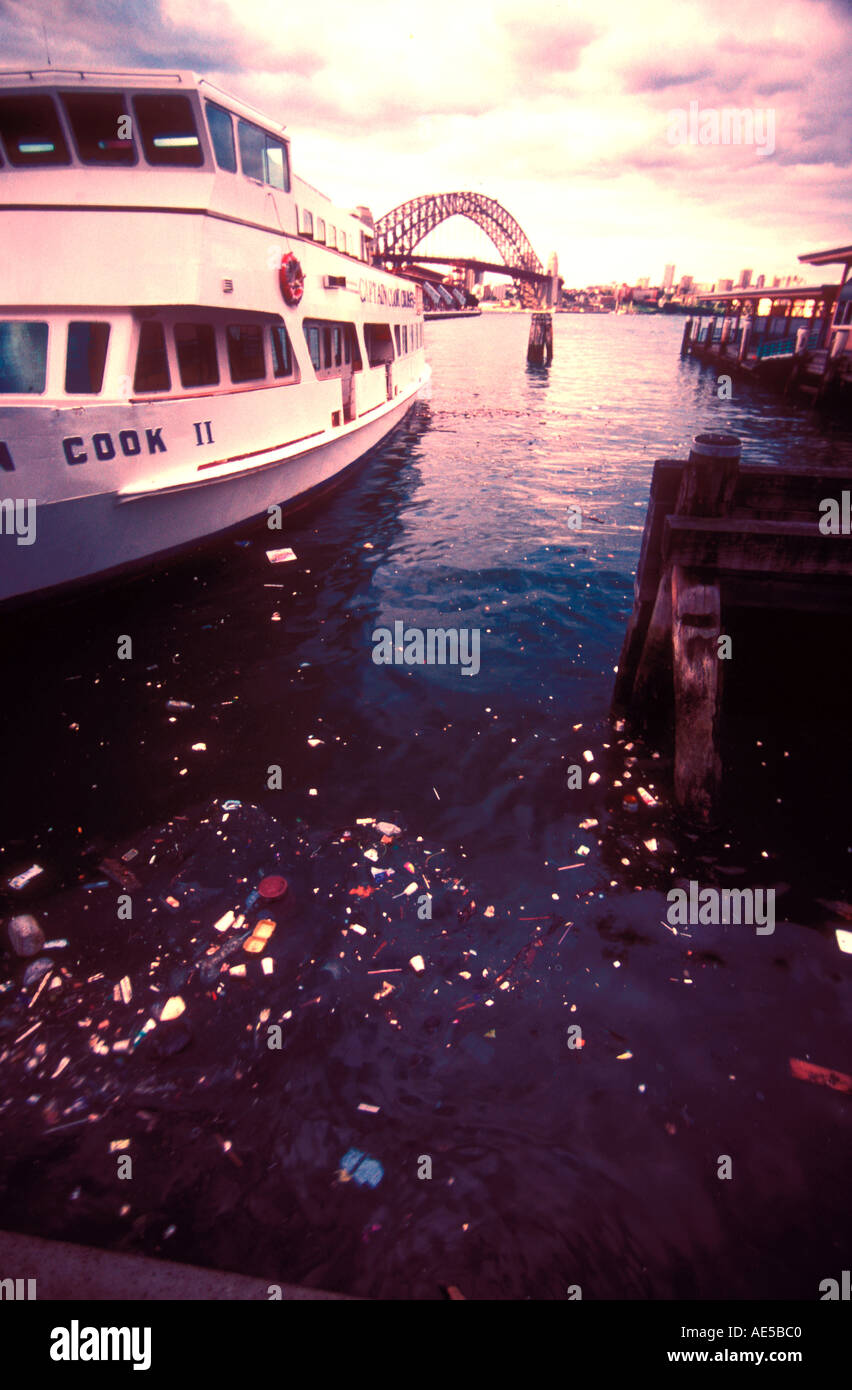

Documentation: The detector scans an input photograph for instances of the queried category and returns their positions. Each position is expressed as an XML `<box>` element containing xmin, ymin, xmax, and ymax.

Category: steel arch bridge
<box><xmin>373</xmin><ymin>191</ymin><xmax>546</xmax><ymax>307</ymax></box>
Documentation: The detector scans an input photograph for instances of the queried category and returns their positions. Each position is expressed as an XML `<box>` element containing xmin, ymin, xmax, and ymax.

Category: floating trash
<box><xmin>789</xmin><ymin>1058</ymin><xmax>852</xmax><ymax>1094</ymax></box>
<box><xmin>266</xmin><ymin>547</ymin><xmax>297</xmax><ymax>563</ymax></box>
<box><xmin>7</xmin><ymin>865</ymin><xmax>43</xmax><ymax>891</ymax></box>
<box><xmin>339</xmin><ymin>1148</ymin><xmax>384</xmax><ymax>1188</ymax></box>
<box><xmin>257</xmin><ymin>875</ymin><xmax>288</xmax><ymax>901</ymax></box>
<box><xmin>6</xmin><ymin>914</ymin><xmax>45</xmax><ymax>958</ymax></box>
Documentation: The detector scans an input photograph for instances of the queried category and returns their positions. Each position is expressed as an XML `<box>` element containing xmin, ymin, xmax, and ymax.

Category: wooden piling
<box><xmin>527</xmin><ymin>312</ymin><xmax>553</xmax><ymax>365</ymax></box>
<box><xmin>671</xmin><ymin>565</ymin><xmax>723</xmax><ymax>824</ymax></box>
<box><xmin>680</xmin><ymin>318</ymin><xmax>693</xmax><ymax>355</ymax></box>
<box><xmin>611</xmin><ymin>433</ymin><xmax>852</xmax><ymax>821</ymax></box>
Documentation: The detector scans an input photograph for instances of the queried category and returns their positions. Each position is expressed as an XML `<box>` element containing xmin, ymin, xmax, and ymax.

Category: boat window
<box><xmin>206</xmin><ymin>102</ymin><xmax>236</xmax><ymax>173</ymax></box>
<box><xmin>61</xmin><ymin>91</ymin><xmax>136</xmax><ymax>165</ymax></box>
<box><xmin>133</xmin><ymin>321</ymin><xmax>170</xmax><ymax>393</ymax></box>
<box><xmin>0</xmin><ymin>95</ymin><xmax>70</xmax><ymax>166</ymax></box>
<box><xmin>270</xmin><ymin>324</ymin><xmax>295</xmax><ymax>378</ymax></box>
<box><xmin>332</xmin><ymin>326</ymin><xmax>342</xmax><ymax>366</ymax></box>
<box><xmin>302</xmin><ymin>209</ymin><xmax>314</xmax><ymax>238</ymax></box>
<box><xmin>0</xmin><ymin>321</ymin><xmax>48</xmax><ymax>393</ymax></box>
<box><xmin>226</xmin><ymin>324</ymin><xmax>265</xmax><ymax>383</ymax></box>
<box><xmin>403</xmin><ymin>325</ymin><xmax>409</xmax><ymax>353</ymax></box>
<box><xmin>316</xmin><ymin>218</ymin><xmax>326</xmax><ymax>244</ymax></box>
<box><xmin>394</xmin><ymin>325</ymin><xmax>401</xmax><ymax>355</ymax></box>
<box><xmin>323</xmin><ymin>326</ymin><xmax>332</xmax><ymax>367</ymax></box>
<box><xmin>175</xmin><ymin>323</ymin><xmax>219</xmax><ymax>387</ymax></box>
<box><xmin>133</xmin><ymin>94</ymin><xmax>203</xmax><ymax>167</ymax></box>
<box><xmin>238</xmin><ymin>119</ymin><xmax>264</xmax><ymax>181</ymax></box>
<box><xmin>339</xmin><ymin>230</ymin><xmax>347</xmax><ymax>254</ymax></box>
<box><xmin>264</xmin><ymin>137</ymin><xmax>289</xmax><ymax>191</ymax></box>
<box><xmin>363</xmin><ymin>322</ymin><xmax>394</xmax><ymax>366</ymax></box>
<box><xmin>65</xmin><ymin>322</ymin><xmax>110</xmax><ymax>394</ymax></box>
<box><xmin>236</xmin><ymin>119</ymin><xmax>290</xmax><ymax>190</ymax></box>
<box><xmin>328</xmin><ymin>226</ymin><xmax>337</xmax><ymax>248</ymax></box>
<box><xmin>306</xmin><ymin>325</ymin><xmax>321</xmax><ymax>371</ymax></box>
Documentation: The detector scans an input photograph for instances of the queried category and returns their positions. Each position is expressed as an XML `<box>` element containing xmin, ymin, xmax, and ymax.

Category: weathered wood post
<box><xmin>671</xmin><ymin>432</ymin><xmax>741</xmax><ymax>823</ymax></box>
<box><xmin>680</xmin><ymin>318</ymin><xmax>693</xmax><ymax>355</ymax></box>
<box><xmin>527</xmin><ymin>312</ymin><xmax>553</xmax><ymax>365</ymax></box>
<box><xmin>738</xmin><ymin>317</ymin><xmax>751</xmax><ymax>363</ymax></box>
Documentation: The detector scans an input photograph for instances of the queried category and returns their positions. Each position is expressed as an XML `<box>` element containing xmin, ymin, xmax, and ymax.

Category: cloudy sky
<box><xmin>2</xmin><ymin>0</ymin><xmax>851</xmax><ymax>286</ymax></box>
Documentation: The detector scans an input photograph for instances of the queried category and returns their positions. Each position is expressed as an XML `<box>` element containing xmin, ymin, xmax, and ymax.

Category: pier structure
<box><xmin>613</xmin><ymin>433</ymin><xmax>852</xmax><ymax>823</ymax></box>
<box><xmin>682</xmin><ymin>238</ymin><xmax>852</xmax><ymax>412</ymax></box>
<box><xmin>681</xmin><ymin>283</ymin><xmax>851</xmax><ymax>407</ymax></box>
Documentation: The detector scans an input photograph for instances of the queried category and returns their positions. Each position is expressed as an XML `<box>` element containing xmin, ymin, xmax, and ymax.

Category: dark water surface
<box><xmin>1</xmin><ymin>313</ymin><xmax>850</xmax><ymax>1299</ymax></box>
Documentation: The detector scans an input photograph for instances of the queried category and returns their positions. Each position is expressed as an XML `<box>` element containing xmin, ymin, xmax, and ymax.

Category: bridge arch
<box><xmin>373</xmin><ymin>192</ymin><xmax>544</xmax><ymax>305</ymax></box>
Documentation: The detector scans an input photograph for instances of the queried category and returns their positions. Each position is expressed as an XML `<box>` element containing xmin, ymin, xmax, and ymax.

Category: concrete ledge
<box><xmin>0</xmin><ymin>1229</ymin><xmax>356</xmax><ymax>1300</ymax></box>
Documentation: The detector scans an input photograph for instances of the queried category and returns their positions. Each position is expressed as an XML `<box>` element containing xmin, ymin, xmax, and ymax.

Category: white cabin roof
<box><xmin>0</xmin><ymin>68</ymin><xmax>288</xmax><ymax>140</ymax></box>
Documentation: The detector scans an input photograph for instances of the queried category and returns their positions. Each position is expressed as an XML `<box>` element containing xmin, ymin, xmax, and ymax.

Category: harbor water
<box><xmin>1</xmin><ymin>312</ymin><xmax>850</xmax><ymax>1298</ymax></box>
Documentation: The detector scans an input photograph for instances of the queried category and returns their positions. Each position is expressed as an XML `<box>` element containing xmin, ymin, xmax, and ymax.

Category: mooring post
<box><xmin>670</xmin><ymin>433</ymin><xmax>740</xmax><ymax>822</ymax></box>
<box><xmin>680</xmin><ymin>318</ymin><xmax>693</xmax><ymax>355</ymax></box>
<box><xmin>672</xmin><ymin>564</ymin><xmax>723</xmax><ymax>825</ymax></box>
<box><xmin>677</xmin><ymin>431</ymin><xmax>741</xmax><ymax>517</ymax></box>
<box><xmin>738</xmin><ymin>318</ymin><xmax>751</xmax><ymax>363</ymax></box>
<box><xmin>527</xmin><ymin>312</ymin><xmax>553</xmax><ymax>365</ymax></box>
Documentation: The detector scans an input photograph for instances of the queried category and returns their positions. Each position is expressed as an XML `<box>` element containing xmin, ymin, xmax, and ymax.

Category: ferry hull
<box><xmin>0</xmin><ymin>380</ymin><xmax>424</xmax><ymax>606</ymax></box>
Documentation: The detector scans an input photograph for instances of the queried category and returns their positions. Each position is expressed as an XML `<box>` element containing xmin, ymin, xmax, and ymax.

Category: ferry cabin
<box><xmin>0</xmin><ymin>69</ymin><xmax>427</xmax><ymax>602</ymax></box>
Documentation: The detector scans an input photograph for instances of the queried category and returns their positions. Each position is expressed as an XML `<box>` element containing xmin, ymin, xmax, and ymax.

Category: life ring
<box><xmin>279</xmin><ymin>252</ymin><xmax>304</xmax><ymax>306</ymax></box>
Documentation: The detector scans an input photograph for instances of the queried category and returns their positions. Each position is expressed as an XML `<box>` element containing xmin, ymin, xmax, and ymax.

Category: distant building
<box><xmin>663</xmin><ymin>264</ymin><xmax>675</xmax><ymax>291</ymax></box>
<box><xmin>738</xmin><ymin>269</ymin><xmax>753</xmax><ymax>288</ymax></box>
<box><xmin>718</xmin><ymin>278</ymin><xmax>733</xmax><ymax>292</ymax></box>
<box><xmin>678</xmin><ymin>275</ymin><xmax>693</xmax><ymax>293</ymax></box>
<box><xmin>637</xmin><ymin>277</ymin><xmax>650</xmax><ymax>289</ymax></box>
<box><xmin>755</xmin><ymin>274</ymin><xmax>765</xmax><ymax>289</ymax></box>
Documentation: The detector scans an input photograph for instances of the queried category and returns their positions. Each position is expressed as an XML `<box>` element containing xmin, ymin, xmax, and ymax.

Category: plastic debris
<box><xmin>257</xmin><ymin>875</ymin><xmax>288</xmax><ymax>901</ymax></box>
<box><xmin>166</xmin><ymin>699</ymin><xmax>194</xmax><ymax>711</ymax></box>
<box><xmin>160</xmin><ymin>996</ymin><xmax>186</xmax><ymax>1022</ymax></box>
<box><xmin>582</xmin><ymin>750</ymin><xmax>594</xmax><ymax>763</ymax></box>
<box><xmin>6</xmin><ymin>914</ymin><xmax>45</xmax><ymax>958</ymax></box>
<box><xmin>339</xmin><ymin>1148</ymin><xmax>384</xmax><ymax>1188</ymax></box>
<box><xmin>8</xmin><ymin>864</ymin><xmax>43</xmax><ymax>891</ymax></box>
<box><xmin>23</xmin><ymin>957</ymin><xmax>53</xmax><ymax>988</ymax></box>
<box><xmin>376</xmin><ymin>822</ymin><xmax>402</xmax><ymax>836</ymax></box>
<box><xmin>836</xmin><ymin>929</ymin><xmax>852</xmax><ymax>955</ymax></box>
<box><xmin>636</xmin><ymin>787</ymin><xmax>657</xmax><ymax>807</ymax></box>
<box><xmin>213</xmin><ymin>909</ymin><xmax>236</xmax><ymax>933</ymax></box>
<box><xmin>409</xmin><ymin>955</ymin><xmax>425</xmax><ymax>974</ymax></box>
<box><xmin>358</xmin><ymin>1102</ymin><xmax>380</xmax><ymax>1114</ymax></box>
<box><xmin>789</xmin><ymin>1058</ymin><xmax>852</xmax><ymax>1093</ymax></box>
<box><xmin>266</xmin><ymin>547</ymin><xmax>297</xmax><ymax>563</ymax></box>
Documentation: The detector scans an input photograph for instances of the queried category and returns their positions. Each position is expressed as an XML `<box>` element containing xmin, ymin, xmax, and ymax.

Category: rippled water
<box><xmin>1</xmin><ymin>312</ymin><xmax>850</xmax><ymax>1299</ymax></box>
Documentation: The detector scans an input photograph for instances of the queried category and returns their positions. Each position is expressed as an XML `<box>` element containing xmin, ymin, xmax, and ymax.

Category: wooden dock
<box><xmin>681</xmin><ymin>291</ymin><xmax>852</xmax><ymax>414</ymax></box>
<box><xmin>613</xmin><ymin>433</ymin><xmax>852</xmax><ymax>823</ymax></box>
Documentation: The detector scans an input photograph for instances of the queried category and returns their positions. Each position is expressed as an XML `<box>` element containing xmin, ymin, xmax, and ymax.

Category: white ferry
<box><xmin>0</xmin><ymin>68</ymin><xmax>429</xmax><ymax>604</ymax></box>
